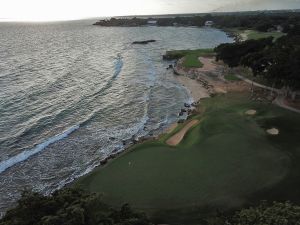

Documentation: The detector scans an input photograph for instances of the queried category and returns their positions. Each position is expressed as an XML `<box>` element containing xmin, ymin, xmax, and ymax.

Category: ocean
<box><xmin>0</xmin><ymin>19</ymin><xmax>233</xmax><ymax>214</ymax></box>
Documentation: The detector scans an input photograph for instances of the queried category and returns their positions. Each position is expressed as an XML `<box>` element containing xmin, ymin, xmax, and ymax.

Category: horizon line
<box><xmin>1</xmin><ymin>8</ymin><xmax>299</xmax><ymax>23</ymax></box>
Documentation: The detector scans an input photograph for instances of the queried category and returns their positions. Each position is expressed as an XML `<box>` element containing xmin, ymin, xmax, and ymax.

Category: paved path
<box><xmin>236</xmin><ymin>75</ymin><xmax>300</xmax><ymax>114</ymax></box>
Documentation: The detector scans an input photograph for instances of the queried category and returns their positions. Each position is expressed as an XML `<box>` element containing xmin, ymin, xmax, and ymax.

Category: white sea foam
<box><xmin>0</xmin><ymin>125</ymin><xmax>79</xmax><ymax>174</ymax></box>
<box><xmin>113</xmin><ymin>54</ymin><xmax>123</xmax><ymax>78</ymax></box>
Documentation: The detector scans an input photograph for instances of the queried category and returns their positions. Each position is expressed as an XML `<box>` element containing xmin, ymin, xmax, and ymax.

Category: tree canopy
<box><xmin>215</xmin><ymin>34</ymin><xmax>300</xmax><ymax>89</ymax></box>
<box><xmin>0</xmin><ymin>189</ymin><xmax>151</xmax><ymax>225</ymax></box>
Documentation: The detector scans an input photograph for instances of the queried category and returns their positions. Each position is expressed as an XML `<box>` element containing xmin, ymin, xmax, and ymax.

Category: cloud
<box><xmin>213</xmin><ymin>0</ymin><xmax>300</xmax><ymax>12</ymax></box>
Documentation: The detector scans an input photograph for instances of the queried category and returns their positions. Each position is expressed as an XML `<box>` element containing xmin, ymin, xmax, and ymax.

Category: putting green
<box><xmin>75</xmin><ymin>93</ymin><xmax>300</xmax><ymax>214</ymax></box>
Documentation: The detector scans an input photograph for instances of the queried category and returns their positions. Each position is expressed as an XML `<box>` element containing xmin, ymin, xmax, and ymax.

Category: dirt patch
<box><xmin>197</xmin><ymin>57</ymin><xmax>217</xmax><ymax>72</ymax></box>
<box><xmin>267</xmin><ymin>128</ymin><xmax>279</xmax><ymax>135</ymax></box>
<box><xmin>245</xmin><ymin>110</ymin><xmax>257</xmax><ymax>116</ymax></box>
<box><xmin>166</xmin><ymin>120</ymin><xmax>199</xmax><ymax>146</ymax></box>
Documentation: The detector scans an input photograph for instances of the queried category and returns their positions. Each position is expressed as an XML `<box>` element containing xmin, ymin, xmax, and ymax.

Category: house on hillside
<box><xmin>147</xmin><ymin>20</ymin><xmax>157</xmax><ymax>26</ymax></box>
<box><xmin>205</xmin><ymin>21</ymin><xmax>214</xmax><ymax>27</ymax></box>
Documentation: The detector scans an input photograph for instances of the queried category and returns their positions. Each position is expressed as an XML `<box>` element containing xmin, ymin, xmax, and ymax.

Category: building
<box><xmin>205</xmin><ymin>21</ymin><xmax>214</xmax><ymax>27</ymax></box>
<box><xmin>147</xmin><ymin>20</ymin><xmax>157</xmax><ymax>26</ymax></box>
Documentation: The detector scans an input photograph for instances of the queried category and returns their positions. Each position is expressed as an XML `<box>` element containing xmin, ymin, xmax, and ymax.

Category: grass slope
<box><xmin>75</xmin><ymin>93</ymin><xmax>300</xmax><ymax>223</ymax></box>
<box><xmin>224</xmin><ymin>73</ymin><xmax>241</xmax><ymax>81</ymax></box>
<box><xmin>245</xmin><ymin>30</ymin><xmax>285</xmax><ymax>40</ymax></box>
<box><xmin>182</xmin><ymin>54</ymin><xmax>203</xmax><ymax>68</ymax></box>
<box><xmin>164</xmin><ymin>49</ymin><xmax>215</xmax><ymax>68</ymax></box>
<box><xmin>163</xmin><ymin>49</ymin><xmax>215</xmax><ymax>67</ymax></box>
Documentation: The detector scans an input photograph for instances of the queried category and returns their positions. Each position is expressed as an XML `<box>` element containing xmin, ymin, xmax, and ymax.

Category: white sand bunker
<box><xmin>267</xmin><ymin>128</ymin><xmax>280</xmax><ymax>135</ymax></box>
<box><xmin>245</xmin><ymin>110</ymin><xmax>257</xmax><ymax>116</ymax></box>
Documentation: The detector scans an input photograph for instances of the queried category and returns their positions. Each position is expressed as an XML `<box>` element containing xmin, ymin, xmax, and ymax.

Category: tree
<box><xmin>231</xmin><ymin>201</ymin><xmax>300</xmax><ymax>225</ymax></box>
<box><xmin>0</xmin><ymin>189</ymin><xmax>152</xmax><ymax>225</ymax></box>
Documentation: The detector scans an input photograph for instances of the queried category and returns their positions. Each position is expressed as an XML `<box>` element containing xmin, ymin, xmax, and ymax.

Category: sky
<box><xmin>0</xmin><ymin>0</ymin><xmax>300</xmax><ymax>21</ymax></box>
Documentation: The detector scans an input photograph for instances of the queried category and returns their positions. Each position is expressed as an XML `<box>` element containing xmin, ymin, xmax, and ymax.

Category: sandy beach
<box><xmin>174</xmin><ymin>75</ymin><xmax>210</xmax><ymax>102</ymax></box>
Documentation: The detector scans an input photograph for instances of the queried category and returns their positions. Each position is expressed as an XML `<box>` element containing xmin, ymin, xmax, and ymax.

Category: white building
<box><xmin>205</xmin><ymin>21</ymin><xmax>214</xmax><ymax>27</ymax></box>
<box><xmin>147</xmin><ymin>20</ymin><xmax>157</xmax><ymax>26</ymax></box>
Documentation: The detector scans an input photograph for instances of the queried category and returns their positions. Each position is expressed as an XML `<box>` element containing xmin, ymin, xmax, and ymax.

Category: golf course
<box><xmin>75</xmin><ymin>93</ymin><xmax>300</xmax><ymax>222</ymax></box>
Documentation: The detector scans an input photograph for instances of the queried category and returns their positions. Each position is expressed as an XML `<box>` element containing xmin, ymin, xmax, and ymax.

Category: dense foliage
<box><xmin>215</xmin><ymin>37</ymin><xmax>273</xmax><ymax>67</ymax></box>
<box><xmin>0</xmin><ymin>189</ymin><xmax>151</xmax><ymax>225</ymax></box>
<box><xmin>2</xmin><ymin>189</ymin><xmax>300</xmax><ymax>225</ymax></box>
<box><xmin>215</xmin><ymin>34</ymin><xmax>300</xmax><ymax>89</ymax></box>
<box><xmin>228</xmin><ymin>201</ymin><xmax>300</xmax><ymax>225</ymax></box>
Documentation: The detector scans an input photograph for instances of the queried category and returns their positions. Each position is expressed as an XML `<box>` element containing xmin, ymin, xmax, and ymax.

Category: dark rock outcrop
<box><xmin>132</xmin><ymin>40</ymin><xmax>156</xmax><ymax>45</ymax></box>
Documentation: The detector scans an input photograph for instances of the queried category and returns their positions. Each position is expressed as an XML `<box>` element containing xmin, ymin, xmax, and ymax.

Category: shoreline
<box><xmin>72</xmin><ymin>58</ymin><xmax>222</xmax><ymax>186</ymax></box>
<box><xmin>82</xmin><ymin>57</ymin><xmax>226</xmax><ymax>178</ymax></box>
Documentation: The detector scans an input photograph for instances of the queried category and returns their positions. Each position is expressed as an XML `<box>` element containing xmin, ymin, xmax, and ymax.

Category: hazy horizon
<box><xmin>1</xmin><ymin>0</ymin><xmax>300</xmax><ymax>22</ymax></box>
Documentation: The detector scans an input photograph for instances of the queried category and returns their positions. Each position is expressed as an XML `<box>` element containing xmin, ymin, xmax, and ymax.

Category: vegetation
<box><xmin>228</xmin><ymin>201</ymin><xmax>300</xmax><ymax>225</ymax></box>
<box><xmin>75</xmin><ymin>94</ymin><xmax>300</xmax><ymax>223</ymax></box>
<box><xmin>215</xmin><ymin>33</ymin><xmax>300</xmax><ymax>90</ymax></box>
<box><xmin>215</xmin><ymin>37</ymin><xmax>273</xmax><ymax>67</ymax></box>
<box><xmin>182</xmin><ymin>54</ymin><xmax>203</xmax><ymax>68</ymax></box>
<box><xmin>229</xmin><ymin>29</ymin><xmax>285</xmax><ymax>41</ymax></box>
<box><xmin>0</xmin><ymin>188</ymin><xmax>151</xmax><ymax>225</ymax></box>
<box><xmin>243</xmin><ymin>30</ymin><xmax>284</xmax><ymax>40</ymax></box>
<box><xmin>163</xmin><ymin>49</ymin><xmax>214</xmax><ymax>60</ymax></box>
<box><xmin>224</xmin><ymin>74</ymin><xmax>240</xmax><ymax>81</ymax></box>
<box><xmin>2</xmin><ymin>188</ymin><xmax>300</xmax><ymax>225</ymax></box>
<box><xmin>94</xmin><ymin>11</ymin><xmax>300</xmax><ymax>34</ymax></box>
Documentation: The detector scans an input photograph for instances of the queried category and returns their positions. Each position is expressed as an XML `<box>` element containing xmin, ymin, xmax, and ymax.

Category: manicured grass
<box><xmin>75</xmin><ymin>93</ymin><xmax>300</xmax><ymax>223</ymax></box>
<box><xmin>182</xmin><ymin>54</ymin><xmax>203</xmax><ymax>68</ymax></box>
<box><xmin>164</xmin><ymin>49</ymin><xmax>215</xmax><ymax>60</ymax></box>
<box><xmin>224</xmin><ymin>73</ymin><xmax>241</xmax><ymax>81</ymax></box>
<box><xmin>228</xmin><ymin>28</ymin><xmax>285</xmax><ymax>41</ymax></box>
<box><xmin>245</xmin><ymin>30</ymin><xmax>284</xmax><ymax>40</ymax></box>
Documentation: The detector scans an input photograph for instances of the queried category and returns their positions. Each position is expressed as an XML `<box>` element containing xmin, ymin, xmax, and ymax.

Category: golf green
<box><xmin>75</xmin><ymin>93</ymin><xmax>300</xmax><ymax>213</ymax></box>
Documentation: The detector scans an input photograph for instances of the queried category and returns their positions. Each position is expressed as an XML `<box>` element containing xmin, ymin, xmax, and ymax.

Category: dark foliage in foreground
<box><xmin>229</xmin><ymin>201</ymin><xmax>300</xmax><ymax>225</ymax></box>
<box><xmin>1</xmin><ymin>189</ymin><xmax>300</xmax><ymax>225</ymax></box>
<box><xmin>206</xmin><ymin>201</ymin><xmax>300</xmax><ymax>225</ymax></box>
<box><xmin>215</xmin><ymin>34</ymin><xmax>300</xmax><ymax>89</ymax></box>
<box><xmin>0</xmin><ymin>189</ymin><xmax>151</xmax><ymax>225</ymax></box>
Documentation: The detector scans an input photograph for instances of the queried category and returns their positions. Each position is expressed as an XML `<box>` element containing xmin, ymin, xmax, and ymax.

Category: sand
<box><xmin>174</xmin><ymin>75</ymin><xmax>210</xmax><ymax>102</ymax></box>
<box><xmin>267</xmin><ymin>128</ymin><xmax>279</xmax><ymax>135</ymax></box>
<box><xmin>166</xmin><ymin>120</ymin><xmax>199</xmax><ymax>146</ymax></box>
<box><xmin>197</xmin><ymin>57</ymin><xmax>217</xmax><ymax>72</ymax></box>
<box><xmin>165</xmin><ymin>123</ymin><xmax>178</xmax><ymax>134</ymax></box>
<box><xmin>245</xmin><ymin>110</ymin><xmax>257</xmax><ymax>116</ymax></box>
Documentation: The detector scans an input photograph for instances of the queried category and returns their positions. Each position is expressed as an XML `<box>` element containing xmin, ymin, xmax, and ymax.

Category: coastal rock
<box><xmin>167</xmin><ymin>64</ymin><xmax>173</xmax><ymax>70</ymax></box>
<box><xmin>132</xmin><ymin>40</ymin><xmax>156</xmax><ymax>45</ymax></box>
<box><xmin>100</xmin><ymin>159</ymin><xmax>108</xmax><ymax>165</ymax></box>
<box><xmin>184</xmin><ymin>103</ymin><xmax>191</xmax><ymax>108</ymax></box>
<box><xmin>173</xmin><ymin>69</ymin><xmax>180</xmax><ymax>75</ymax></box>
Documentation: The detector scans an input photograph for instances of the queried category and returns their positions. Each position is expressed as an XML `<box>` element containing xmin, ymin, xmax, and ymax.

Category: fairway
<box><xmin>76</xmin><ymin>94</ymin><xmax>300</xmax><ymax>216</ymax></box>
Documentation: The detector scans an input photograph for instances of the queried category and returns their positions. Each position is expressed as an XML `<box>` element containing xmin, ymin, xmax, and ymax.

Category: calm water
<box><xmin>0</xmin><ymin>19</ymin><xmax>233</xmax><ymax>214</ymax></box>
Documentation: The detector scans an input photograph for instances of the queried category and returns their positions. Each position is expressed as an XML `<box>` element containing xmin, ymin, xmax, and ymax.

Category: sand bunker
<box><xmin>166</xmin><ymin>120</ymin><xmax>199</xmax><ymax>146</ymax></box>
<box><xmin>245</xmin><ymin>110</ymin><xmax>257</xmax><ymax>116</ymax></box>
<box><xmin>165</xmin><ymin>123</ymin><xmax>178</xmax><ymax>134</ymax></box>
<box><xmin>267</xmin><ymin>128</ymin><xmax>279</xmax><ymax>135</ymax></box>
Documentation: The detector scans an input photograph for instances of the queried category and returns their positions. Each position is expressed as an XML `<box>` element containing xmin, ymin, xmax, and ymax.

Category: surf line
<box><xmin>0</xmin><ymin>125</ymin><xmax>79</xmax><ymax>174</ymax></box>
